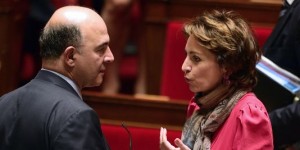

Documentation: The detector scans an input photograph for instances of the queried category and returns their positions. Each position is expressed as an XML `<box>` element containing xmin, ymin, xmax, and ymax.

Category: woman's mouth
<box><xmin>184</xmin><ymin>77</ymin><xmax>191</xmax><ymax>83</ymax></box>
<box><xmin>99</xmin><ymin>69</ymin><xmax>105</xmax><ymax>75</ymax></box>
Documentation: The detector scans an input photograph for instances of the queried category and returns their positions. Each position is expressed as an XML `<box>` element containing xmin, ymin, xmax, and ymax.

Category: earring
<box><xmin>223</xmin><ymin>75</ymin><xmax>231</xmax><ymax>85</ymax></box>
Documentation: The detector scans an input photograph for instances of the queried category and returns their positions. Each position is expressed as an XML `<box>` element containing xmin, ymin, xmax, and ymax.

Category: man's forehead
<box><xmin>49</xmin><ymin>6</ymin><xmax>99</xmax><ymax>25</ymax></box>
<box><xmin>62</xmin><ymin>10</ymin><xmax>88</xmax><ymax>23</ymax></box>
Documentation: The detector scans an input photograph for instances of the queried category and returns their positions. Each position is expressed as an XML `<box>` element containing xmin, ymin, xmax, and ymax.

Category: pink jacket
<box><xmin>186</xmin><ymin>92</ymin><xmax>274</xmax><ymax>150</ymax></box>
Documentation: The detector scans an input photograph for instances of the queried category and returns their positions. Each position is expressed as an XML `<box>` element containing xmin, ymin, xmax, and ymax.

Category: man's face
<box><xmin>72</xmin><ymin>18</ymin><xmax>114</xmax><ymax>89</ymax></box>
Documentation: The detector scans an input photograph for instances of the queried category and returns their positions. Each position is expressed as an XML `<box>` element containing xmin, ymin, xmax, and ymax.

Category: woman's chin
<box><xmin>189</xmin><ymin>87</ymin><xmax>198</xmax><ymax>93</ymax></box>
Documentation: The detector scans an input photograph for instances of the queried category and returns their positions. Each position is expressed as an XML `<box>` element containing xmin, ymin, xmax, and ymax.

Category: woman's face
<box><xmin>182</xmin><ymin>35</ymin><xmax>224</xmax><ymax>94</ymax></box>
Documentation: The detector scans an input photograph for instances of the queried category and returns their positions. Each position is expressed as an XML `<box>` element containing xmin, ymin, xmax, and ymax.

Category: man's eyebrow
<box><xmin>97</xmin><ymin>42</ymin><xmax>109</xmax><ymax>49</ymax></box>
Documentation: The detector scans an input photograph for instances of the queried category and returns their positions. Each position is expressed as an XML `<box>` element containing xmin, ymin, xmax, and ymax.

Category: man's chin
<box><xmin>85</xmin><ymin>80</ymin><xmax>103</xmax><ymax>88</ymax></box>
<box><xmin>95</xmin><ymin>79</ymin><xmax>103</xmax><ymax>86</ymax></box>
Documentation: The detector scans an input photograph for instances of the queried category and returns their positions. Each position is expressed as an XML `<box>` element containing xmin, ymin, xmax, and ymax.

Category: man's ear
<box><xmin>63</xmin><ymin>46</ymin><xmax>76</xmax><ymax>67</ymax></box>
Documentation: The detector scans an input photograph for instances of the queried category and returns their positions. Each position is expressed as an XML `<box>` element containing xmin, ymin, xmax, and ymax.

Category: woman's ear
<box><xmin>222</xmin><ymin>67</ymin><xmax>227</xmax><ymax>75</ymax></box>
<box><xmin>222</xmin><ymin>67</ymin><xmax>232</xmax><ymax>76</ymax></box>
<box><xmin>64</xmin><ymin>46</ymin><xmax>76</xmax><ymax>67</ymax></box>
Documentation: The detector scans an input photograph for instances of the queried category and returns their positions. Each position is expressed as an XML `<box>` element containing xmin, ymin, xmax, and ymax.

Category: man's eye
<box><xmin>97</xmin><ymin>48</ymin><xmax>106</xmax><ymax>55</ymax></box>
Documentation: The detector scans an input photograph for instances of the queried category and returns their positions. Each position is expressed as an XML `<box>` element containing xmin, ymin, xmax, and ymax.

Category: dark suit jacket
<box><xmin>269</xmin><ymin>101</ymin><xmax>300</xmax><ymax>149</ymax></box>
<box><xmin>0</xmin><ymin>70</ymin><xmax>110</xmax><ymax>150</ymax></box>
<box><xmin>253</xmin><ymin>0</ymin><xmax>300</xmax><ymax>112</ymax></box>
<box><xmin>263</xmin><ymin>0</ymin><xmax>300</xmax><ymax>148</ymax></box>
<box><xmin>263</xmin><ymin>0</ymin><xmax>300</xmax><ymax>77</ymax></box>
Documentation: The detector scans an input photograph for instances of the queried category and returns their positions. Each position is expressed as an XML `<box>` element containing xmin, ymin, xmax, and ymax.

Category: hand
<box><xmin>160</xmin><ymin>127</ymin><xmax>191</xmax><ymax>150</ymax></box>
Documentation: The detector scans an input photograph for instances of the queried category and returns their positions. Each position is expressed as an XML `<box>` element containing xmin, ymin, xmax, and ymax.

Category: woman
<box><xmin>160</xmin><ymin>10</ymin><xmax>273</xmax><ymax>150</ymax></box>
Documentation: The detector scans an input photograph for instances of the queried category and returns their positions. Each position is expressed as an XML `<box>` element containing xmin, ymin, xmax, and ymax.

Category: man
<box><xmin>269</xmin><ymin>101</ymin><xmax>300</xmax><ymax>149</ymax></box>
<box><xmin>262</xmin><ymin>0</ymin><xmax>300</xmax><ymax>149</ymax></box>
<box><xmin>0</xmin><ymin>6</ymin><xmax>114</xmax><ymax>150</ymax></box>
<box><xmin>263</xmin><ymin>0</ymin><xmax>300</xmax><ymax>78</ymax></box>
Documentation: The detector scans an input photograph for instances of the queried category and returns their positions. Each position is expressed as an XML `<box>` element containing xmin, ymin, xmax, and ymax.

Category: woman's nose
<box><xmin>183</xmin><ymin>66</ymin><xmax>192</xmax><ymax>74</ymax></box>
<box><xmin>182</xmin><ymin>61</ymin><xmax>191</xmax><ymax>74</ymax></box>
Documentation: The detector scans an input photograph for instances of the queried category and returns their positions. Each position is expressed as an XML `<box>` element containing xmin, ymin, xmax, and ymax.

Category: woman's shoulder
<box><xmin>212</xmin><ymin>93</ymin><xmax>273</xmax><ymax>149</ymax></box>
<box><xmin>235</xmin><ymin>92</ymin><xmax>266</xmax><ymax>110</ymax></box>
<box><xmin>231</xmin><ymin>92</ymin><xmax>269</xmax><ymax>119</ymax></box>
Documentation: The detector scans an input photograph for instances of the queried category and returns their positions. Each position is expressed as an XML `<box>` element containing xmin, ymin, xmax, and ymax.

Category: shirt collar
<box><xmin>41</xmin><ymin>68</ymin><xmax>82</xmax><ymax>100</ymax></box>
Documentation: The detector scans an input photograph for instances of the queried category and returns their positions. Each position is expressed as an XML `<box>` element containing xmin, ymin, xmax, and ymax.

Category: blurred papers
<box><xmin>256</xmin><ymin>56</ymin><xmax>300</xmax><ymax>97</ymax></box>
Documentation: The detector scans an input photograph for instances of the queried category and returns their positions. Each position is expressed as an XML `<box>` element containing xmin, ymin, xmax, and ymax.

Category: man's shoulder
<box><xmin>0</xmin><ymin>80</ymin><xmax>91</xmax><ymax>117</ymax></box>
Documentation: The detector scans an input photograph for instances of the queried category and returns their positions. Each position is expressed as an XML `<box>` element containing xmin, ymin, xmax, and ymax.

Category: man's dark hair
<box><xmin>39</xmin><ymin>24</ymin><xmax>82</xmax><ymax>59</ymax></box>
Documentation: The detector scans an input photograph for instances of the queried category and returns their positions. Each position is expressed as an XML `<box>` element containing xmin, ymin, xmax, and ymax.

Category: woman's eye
<box><xmin>192</xmin><ymin>55</ymin><xmax>201</xmax><ymax>62</ymax></box>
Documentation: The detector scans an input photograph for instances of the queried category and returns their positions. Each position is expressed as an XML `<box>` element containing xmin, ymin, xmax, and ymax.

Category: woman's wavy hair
<box><xmin>184</xmin><ymin>10</ymin><xmax>261</xmax><ymax>91</ymax></box>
